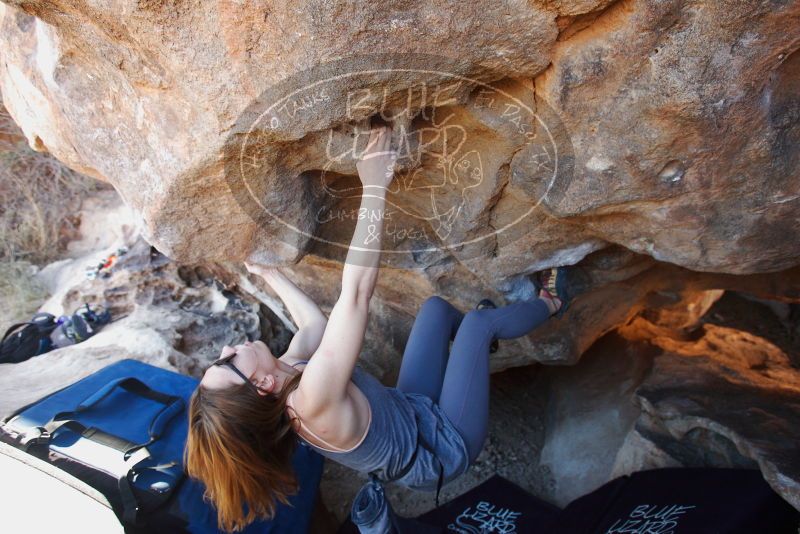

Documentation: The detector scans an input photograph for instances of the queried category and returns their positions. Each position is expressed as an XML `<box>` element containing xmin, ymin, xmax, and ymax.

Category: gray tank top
<box><xmin>290</xmin><ymin>363</ymin><xmax>469</xmax><ymax>490</ymax></box>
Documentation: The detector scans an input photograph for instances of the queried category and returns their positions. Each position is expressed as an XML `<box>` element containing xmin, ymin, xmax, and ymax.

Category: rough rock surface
<box><xmin>0</xmin><ymin>0</ymin><xmax>798</xmax><ymax>374</ymax></box>
<box><xmin>0</xmin><ymin>194</ymin><xmax>287</xmax><ymax>417</ymax></box>
<box><xmin>620</xmin><ymin>318</ymin><xmax>800</xmax><ymax>511</ymax></box>
<box><xmin>538</xmin><ymin>309</ymin><xmax>800</xmax><ymax>511</ymax></box>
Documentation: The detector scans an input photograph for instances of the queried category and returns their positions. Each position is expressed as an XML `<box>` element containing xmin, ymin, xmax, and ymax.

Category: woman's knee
<box><xmin>460</xmin><ymin>309</ymin><xmax>492</xmax><ymax>332</ymax></box>
<box><xmin>464</xmin><ymin>431</ymin><xmax>486</xmax><ymax>465</ymax></box>
<box><xmin>419</xmin><ymin>295</ymin><xmax>450</xmax><ymax>315</ymax></box>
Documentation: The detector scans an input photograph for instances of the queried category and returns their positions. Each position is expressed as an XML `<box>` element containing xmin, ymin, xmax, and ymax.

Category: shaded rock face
<box><xmin>538</xmin><ymin>332</ymin><xmax>655</xmax><ymax>506</ymax></box>
<box><xmin>620</xmin><ymin>318</ymin><xmax>800</xmax><ymax>511</ymax></box>
<box><xmin>539</xmin><ymin>304</ymin><xmax>800</xmax><ymax>511</ymax></box>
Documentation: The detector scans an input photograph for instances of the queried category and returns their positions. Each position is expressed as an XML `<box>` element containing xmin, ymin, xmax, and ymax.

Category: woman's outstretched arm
<box><xmin>244</xmin><ymin>263</ymin><xmax>327</xmax><ymax>361</ymax></box>
<box><xmin>298</xmin><ymin>123</ymin><xmax>396</xmax><ymax>413</ymax></box>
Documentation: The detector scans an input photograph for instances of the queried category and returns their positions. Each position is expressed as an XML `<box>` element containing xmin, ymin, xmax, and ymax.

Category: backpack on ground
<box><xmin>49</xmin><ymin>303</ymin><xmax>112</xmax><ymax>349</ymax></box>
<box><xmin>1</xmin><ymin>304</ymin><xmax>112</xmax><ymax>364</ymax></box>
<box><xmin>0</xmin><ymin>312</ymin><xmax>58</xmax><ymax>364</ymax></box>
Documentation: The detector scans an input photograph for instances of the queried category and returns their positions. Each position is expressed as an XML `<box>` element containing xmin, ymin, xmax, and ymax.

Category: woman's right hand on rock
<box><xmin>356</xmin><ymin>124</ymin><xmax>397</xmax><ymax>190</ymax></box>
<box><xmin>244</xmin><ymin>261</ymin><xmax>280</xmax><ymax>281</ymax></box>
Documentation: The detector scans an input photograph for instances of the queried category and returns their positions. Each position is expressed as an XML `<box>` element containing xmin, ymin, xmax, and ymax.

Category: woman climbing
<box><xmin>185</xmin><ymin>122</ymin><xmax>571</xmax><ymax>532</ymax></box>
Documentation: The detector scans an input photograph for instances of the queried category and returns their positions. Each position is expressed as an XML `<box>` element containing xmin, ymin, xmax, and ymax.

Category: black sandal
<box><xmin>476</xmin><ymin>299</ymin><xmax>500</xmax><ymax>353</ymax></box>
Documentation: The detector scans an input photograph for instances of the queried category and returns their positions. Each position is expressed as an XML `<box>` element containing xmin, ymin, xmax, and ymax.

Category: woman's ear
<box><xmin>256</xmin><ymin>374</ymin><xmax>276</xmax><ymax>396</ymax></box>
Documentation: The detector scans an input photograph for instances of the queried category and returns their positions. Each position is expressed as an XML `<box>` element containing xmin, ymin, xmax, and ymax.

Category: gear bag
<box><xmin>0</xmin><ymin>312</ymin><xmax>58</xmax><ymax>364</ymax></box>
<box><xmin>0</xmin><ymin>359</ymin><xmax>326</xmax><ymax>533</ymax></box>
<box><xmin>0</xmin><ymin>360</ymin><xmax>191</xmax><ymax>526</ymax></box>
<box><xmin>50</xmin><ymin>303</ymin><xmax>112</xmax><ymax>349</ymax></box>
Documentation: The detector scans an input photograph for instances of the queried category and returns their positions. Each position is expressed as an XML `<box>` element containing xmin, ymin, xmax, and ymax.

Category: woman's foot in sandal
<box><xmin>538</xmin><ymin>288</ymin><xmax>562</xmax><ymax>316</ymax></box>
<box><xmin>476</xmin><ymin>299</ymin><xmax>500</xmax><ymax>353</ymax></box>
<box><xmin>533</xmin><ymin>266</ymin><xmax>571</xmax><ymax>318</ymax></box>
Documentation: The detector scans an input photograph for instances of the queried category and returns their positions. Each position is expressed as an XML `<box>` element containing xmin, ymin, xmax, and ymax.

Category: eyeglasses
<box><xmin>211</xmin><ymin>351</ymin><xmax>261</xmax><ymax>394</ymax></box>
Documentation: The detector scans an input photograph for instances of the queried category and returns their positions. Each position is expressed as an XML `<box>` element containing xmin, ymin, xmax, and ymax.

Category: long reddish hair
<box><xmin>185</xmin><ymin>371</ymin><xmax>303</xmax><ymax>532</ymax></box>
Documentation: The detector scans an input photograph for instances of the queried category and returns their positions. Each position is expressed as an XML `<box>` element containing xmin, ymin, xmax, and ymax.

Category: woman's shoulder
<box><xmin>290</xmin><ymin>362</ymin><xmax>370</xmax><ymax>410</ymax></box>
<box><xmin>288</xmin><ymin>366</ymin><xmax>373</xmax><ymax>453</ymax></box>
<box><xmin>280</xmin><ymin>356</ymin><xmax>310</xmax><ymax>369</ymax></box>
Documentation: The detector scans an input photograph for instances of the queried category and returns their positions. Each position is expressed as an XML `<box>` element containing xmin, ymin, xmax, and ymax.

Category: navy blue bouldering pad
<box><xmin>5</xmin><ymin>359</ymin><xmax>323</xmax><ymax>533</ymax></box>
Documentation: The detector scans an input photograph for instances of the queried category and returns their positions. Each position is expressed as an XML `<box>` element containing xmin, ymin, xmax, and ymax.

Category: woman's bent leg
<box><xmin>396</xmin><ymin>296</ymin><xmax>464</xmax><ymax>403</ymax></box>
<box><xmin>439</xmin><ymin>299</ymin><xmax>551</xmax><ymax>463</ymax></box>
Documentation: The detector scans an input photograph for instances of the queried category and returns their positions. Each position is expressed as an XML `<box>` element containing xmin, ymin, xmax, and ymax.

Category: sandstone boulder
<box><xmin>539</xmin><ymin>314</ymin><xmax>800</xmax><ymax>511</ymax></box>
<box><xmin>0</xmin><ymin>203</ymin><xmax>286</xmax><ymax>418</ymax></box>
<box><xmin>0</xmin><ymin>1</ymin><xmax>796</xmax><ymax>306</ymax></box>
<box><xmin>619</xmin><ymin>319</ymin><xmax>800</xmax><ymax>511</ymax></box>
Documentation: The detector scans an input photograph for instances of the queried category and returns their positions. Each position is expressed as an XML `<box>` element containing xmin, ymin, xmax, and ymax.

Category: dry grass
<box><xmin>0</xmin><ymin>260</ymin><xmax>49</xmax><ymax>335</ymax></box>
<box><xmin>0</xmin><ymin>98</ymin><xmax>100</xmax><ymax>333</ymax></box>
<box><xmin>0</xmin><ymin>107</ymin><xmax>99</xmax><ymax>264</ymax></box>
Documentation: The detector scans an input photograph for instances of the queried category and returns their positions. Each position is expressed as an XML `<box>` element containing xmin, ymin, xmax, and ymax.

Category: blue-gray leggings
<box><xmin>396</xmin><ymin>295</ymin><xmax>551</xmax><ymax>464</ymax></box>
